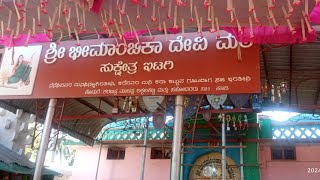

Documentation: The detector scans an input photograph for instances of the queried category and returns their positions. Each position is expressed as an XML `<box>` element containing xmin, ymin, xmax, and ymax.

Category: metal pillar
<box><xmin>221</xmin><ymin>113</ymin><xmax>226</xmax><ymax>180</ymax></box>
<box><xmin>180</xmin><ymin>143</ymin><xmax>184</xmax><ymax>180</ymax></box>
<box><xmin>240</xmin><ymin>141</ymin><xmax>244</xmax><ymax>180</ymax></box>
<box><xmin>171</xmin><ymin>95</ymin><xmax>184</xmax><ymax>180</ymax></box>
<box><xmin>95</xmin><ymin>143</ymin><xmax>103</xmax><ymax>180</ymax></box>
<box><xmin>140</xmin><ymin>118</ymin><xmax>149</xmax><ymax>180</ymax></box>
<box><xmin>33</xmin><ymin>99</ymin><xmax>57</xmax><ymax>180</ymax></box>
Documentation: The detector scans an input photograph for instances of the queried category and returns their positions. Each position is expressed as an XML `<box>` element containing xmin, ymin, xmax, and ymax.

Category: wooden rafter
<box><xmin>74</xmin><ymin>98</ymin><xmax>106</xmax><ymax>114</ymax></box>
<box><xmin>261</xmin><ymin>45</ymin><xmax>270</xmax><ymax>87</ymax></box>
<box><xmin>289</xmin><ymin>45</ymin><xmax>293</xmax><ymax>106</ymax></box>
<box><xmin>313</xmin><ymin>81</ymin><xmax>320</xmax><ymax>114</ymax></box>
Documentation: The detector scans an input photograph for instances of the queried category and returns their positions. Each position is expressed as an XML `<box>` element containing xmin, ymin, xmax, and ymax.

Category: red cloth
<box><xmin>224</xmin><ymin>26</ymin><xmax>317</xmax><ymax>44</ymax></box>
<box><xmin>0</xmin><ymin>34</ymin><xmax>50</xmax><ymax>47</ymax></box>
<box><xmin>310</xmin><ymin>2</ymin><xmax>320</xmax><ymax>24</ymax></box>
<box><xmin>91</xmin><ymin>0</ymin><xmax>104</xmax><ymax>14</ymax></box>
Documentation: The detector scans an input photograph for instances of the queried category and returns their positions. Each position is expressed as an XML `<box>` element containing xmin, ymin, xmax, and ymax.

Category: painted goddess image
<box><xmin>7</xmin><ymin>54</ymin><xmax>33</xmax><ymax>86</ymax></box>
<box><xmin>0</xmin><ymin>45</ymin><xmax>42</xmax><ymax>96</ymax></box>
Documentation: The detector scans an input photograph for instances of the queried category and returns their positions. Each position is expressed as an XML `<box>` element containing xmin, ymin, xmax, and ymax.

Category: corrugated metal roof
<box><xmin>0</xmin><ymin>144</ymin><xmax>34</xmax><ymax>168</ymax></box>
<box><xmin>0</xmin><ymin>144</ymin><xmax>59</xmax><ymax>175</ymax></box>
<box><xmin>260</xmin><ymin>33</ymin><xmax>320</xmax><ymax>113</ymax></box>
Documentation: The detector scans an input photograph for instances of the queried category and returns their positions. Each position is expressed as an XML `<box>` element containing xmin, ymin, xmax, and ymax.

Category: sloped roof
<box><xmin>0</xmin><ymin>144</ymin><xmax>34</xmax><ymax>168</ymax></box>
<box><xmin>260</xmin><ymin>32</ymin><xmax>320</xmax><ymax>114</ymax></box>
<box><xmin>0</xmin><ymin>144</ymin><xmax>58</xmax><ymax>176</ymax></box>
<box><xmin>0</xmin><ymin>97</ymin><xmax>151</xmax><ymax>146</ymax></box>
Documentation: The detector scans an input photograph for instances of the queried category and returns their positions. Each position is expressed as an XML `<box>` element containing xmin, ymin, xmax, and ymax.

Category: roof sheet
<box><xmin>0</xmin><ymin>144</ymin><xmax>34</xmax><ymax>168</ymax></box>
<box><xmin>0</xmin><ymin>144</ymin><xmax>59</xmax><ymax>176</ymax></box>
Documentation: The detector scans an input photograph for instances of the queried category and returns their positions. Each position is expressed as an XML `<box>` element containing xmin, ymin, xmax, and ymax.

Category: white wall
<box><xmin>0</xmin><ymin>108</ymin><xmax>35</xmax><ymax>153</ymax></box>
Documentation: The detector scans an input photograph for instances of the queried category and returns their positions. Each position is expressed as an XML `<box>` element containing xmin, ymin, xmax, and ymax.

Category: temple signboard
<box><xmin>0</xmin><ymin>31</ymin><xmax>260</xmax><ymax>99</ymax></box>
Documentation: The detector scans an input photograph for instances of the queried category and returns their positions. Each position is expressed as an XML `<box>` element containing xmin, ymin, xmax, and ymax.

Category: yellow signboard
<box><xmin>189</xmin><ymin>152</ymin><xmax>240</xmax><ymax>180</ymax></box>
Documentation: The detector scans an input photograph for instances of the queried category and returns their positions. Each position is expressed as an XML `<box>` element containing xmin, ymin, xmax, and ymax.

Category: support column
<box><xmin>140</xmin><ymin>118</ymin><xmax>149</xmax><ymax>180</ymax></box>
<box><xmin>221</xmin><ymin>113</ymin><xmax>226</xmax><ymax>180</ymax></box>
<box><xmin>171</xmin><ymin>95</ymin><xmax>184</xmax><ymax>180</ymax></box>
<box><xmin>240</xmin><ymin>141</ymin><xmax>244</xmax><ymax>180</ymax></box>
<box><xmin>95</xmin><ymin>142</ymin><xmax>103</xmax><ymax>180</ymax></box>
<box><xmin>33</xmin><ymin>99</ymin><xmax>57</xmax><ymax>180</ymax></box>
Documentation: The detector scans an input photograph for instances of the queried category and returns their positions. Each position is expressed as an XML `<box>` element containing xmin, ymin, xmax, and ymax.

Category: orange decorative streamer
<box><xmin>163</xmin><ymin>21</ymin><xmax>168</xmax><ymax>42</ymax></box>
<box><xmin>143</xmin><ymin>0</ymin><xmax>148</xmax><ymax>8</ymax></box>
<box><xmin>13</xmin><ymin>0</ymin><xmax>22</xmax><ymax>22</ymax></box>
<box><xmin>167</xmin><ymin>0</ymin><xmax>172</xmax><ymax>19</ymax></box>
<box><xmin>1</xmin><ymin>21</ymin><xmax>3</xmax><ymax>40</ymax></box>
<box><xmin>82</xmin><ymin>8</ymin><xmax>87</xmax><ymax>33</ymax></box>
<box><xmin>207</xmin><ymin>5</ymin><xmax>211</xmax><ymax>22</ymax></box>
<box><xmin>174</xmin><ymin>5</ymin><xmax>178</xmax><ymax>28</ymax></box>
<box><xmin>132</xmin><ymin>26</ymin><xmax>140</xmax><ymax>44</ymax></box>
<box><xmin>74</xmin><ymin>28</ymin><xmax>80</xmax><ymax>46</ymax></box>
<box><xmin>32</xmin><ymin>18</ymin><xmax>35</xmax><ymax>37</ymax></box>
<box><xmin>161</xmin><ymin>0</ymin><xmax>165</xmax><ymax>8</ymax></box>
<box><xmin>37</xmin><ymin>6</ymin><xmax>42</xmax><ymax>26</ymax></box>
<box><xmin>215</xmin><ymin>17</ymin><xmax>220</xmax><ymax>37</ymax></box>
<box><xmin>287</xmin><ymin>0</ymin><xmax>293</xmax><ymax>14</ymax></box>
<box><xmin>190</xmin><ymin>0</ymin><xmax>194</xmax><ymax>22</ymax></box>
<box><xmin>194</xmin><ymin>6</ymin><xmax>200</xmax><ymax>32</ymax></box>
<box><xmin>302</xmin><ymin>11</ymin><xmax>313</xmax><ymax>33</ymax></box>
<box><xmin>199</xmin><ymin>17</ymin><xmax>203</xmax><ymax>34</ymax></box>
<box><xmin>136</xmin><ymin>5</ymin><xmax>141</xmax><ymax>20</ymax></box>
<box><xmin>14</xmin><ymin>21</ymin><xmax>20</xmax><ymax>39</ymax></box>
<box><xmin>301</xmin><ymin>18</ymin><xmax>306</xmax><ymax>41</ymax></box>
<box><xmin>113</xmin><ymin>18</ymin><xmax>123</xmax><ymax>39</ymax></box>
<box><xmin>158</xmin><ymin>7</ymin><xmax>163</xmax><ymax>31</ymax></box>
<box><xmin>210</xmin><ymin>6</ymin><xmax>216</xmax><ymax>32</ymax></box>
<box><xmin>24</xmin><ymin>29</ymin><xmax>31</xmax><ymax>46</ymax></box>
<box><xmin>120</xmin><ymin>0</ymin><xmax>127</xmax><ymax>15</ymax></box>
<box><xmin>248</xmin><ymin>0</ymin><xmax>254</xmax><ymax>12</ymax></box>
<box><xmin>267</xmin><ymin>0</ymin><xmax>274</xmax><ymax>9</ymax></box>
<box><xmin>7</xmin><ymin>11</ymin><xmax>12</xmax><ymax>31</ymax></box>
<box><xmin>146</xmin><ymin>24</ymin><xmax>154</xmax><ymax>41</ymax></box>
<box><xmin>126</xmin><ymin>15</ymin><xmax>133</xmax><ymax>32</ymax></box>
<box><xmin>151</xmin><ymin>1</ymin><xmax>157</xmax><ymax>22</ymax></box>
<box><xmin>109</xmin><ymin>3</ymin><xmax>114</xmax><ymax>25</ymax></box>
<box><xmin>181</xmin><ymin>18</ymin><xmax>185</xmax><ymax>36</ymax></box>
<box><xmin>227</xmin><ymin>0</ymin><xmax>233</xmax><ymax>12</ymax></box>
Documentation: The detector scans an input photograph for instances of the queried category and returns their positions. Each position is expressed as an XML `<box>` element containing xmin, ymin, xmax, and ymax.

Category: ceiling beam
<box><xmin>100</xmin><ymin>97</ymin><xmax>115</xmax><ymax>108</ymax></box>
<box><xmin>261</xmin><ymin>45</ymin><xmax>270</xmax><ymax>87</ymax></box>
<box><xmin>313</xmin><ymin>81</ymin><xmax>320</xmax><ymax>114</ymax></box>
<box><xmin>0</xmin><ymin>100</ymin><xmax>34</xmax><ymax>114</ymax></box>
<box><xmin>59</xmin><ymin>113</ymin><xmax>146</xmax><ymax>120</ymax></box>
<box><xmin>313</xmin><ymin>25</ymin><xmax>320</xmax><ymax>32</ymax></box>
<box><xmin>102</xmin><ymin>138</ymin><xmax>320</xmax><ymax>145</ymax></box>
<box><xmin>289</xmin><ymin>45</ymin><xmax>293</xmax><ymax>107</ymax></box>
<box><xmin>74</xmin><ymin>98</ymin><xmax>106</xmax><ymax>114</ymax></box>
